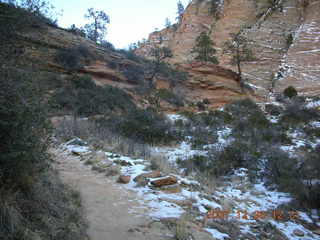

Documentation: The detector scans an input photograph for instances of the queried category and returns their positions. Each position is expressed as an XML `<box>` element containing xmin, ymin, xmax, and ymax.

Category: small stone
<box><xmin>117</xmin><ymin>175</ymin><xmax>131</xmax><ymax>184</ymax></box>
<box><xmin>293</xmin><ymin>229</ymin><xmax>304</xmax><ymax>237</ymax></box>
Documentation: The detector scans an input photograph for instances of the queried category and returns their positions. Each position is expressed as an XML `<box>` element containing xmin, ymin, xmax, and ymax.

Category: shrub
<box><xmin>283</xmin><ymin>86</ymin><xmax>297</xmax><ymax>98</ymax></box>
<box><xmin>55</xmin><ymin>44</ymin><xmax>92</xmax><ymax>70</ymax></box>
<box><xmin>99</xmin><ymin>40</ymin><xmax>115</xmax><ymax>51</ymax></box>
<box><xmin>0</xmin><ymin>68</ymin><xmax>87</xmax><ymax>239</ymax></box>
<box><xmin>263</xmin><ymin>146</ymin><xmax>320</xmax><ymax>209</ymax></box>
<box><xmin>286</xmin><ymin>33</ymin><xmax>294</xmax><ymax>49</ymax></box>
<box><xmin>0</xmin><ymin>2</ymin><xmax>52</xmax><ymax>64</ymax></box>
<box><xmin>264</xmin><ymin>148</ymin><xmax>300</xmax><ymax>189</ymax></box>
<box><xmin>104</xmin><ymin>108</ymin><xmax>180</xmax><ymax>144</ymax></box>
<box><xmin>117</xmin><ymin>49</ymin><xmax>142</xmax><ymax>62</ymax></box>
<box><xmin>0</xmin><ymin>170</ymin><xmax>88</xmax><ymax>240</ymax></box>
<box><xmin>196</xmin><ymin>101</ymin><xmax>206</xmax><ymax>111</ymax></box>
<box><xmin>156</xmin><ymin>62</ymin><xmax>189</xmax><ymax>87</ymax></box>
<box><xmin>155</xmin><ymin>88</ymin><xmax>185</xmax><ymax>107</ymax></box>
<box><xmin>226</xmin><ymin>99</ymin><xmax>271</xmax><ymax>129</ymax></box>
<box><xmin>280</xmin><ymin>98</ymin><xmax>319</xmax><ymax>125</ymax></box>
<box><xmin>0</xmin><ymin>69</ymin><xmax>50</xmax><ymax>187</ymax></box>
<box><xmin>203</xmin><ymin>98</ymin><xmax>210</xmax><ymax>105</ymax></box>
<box><xmin>55</xmin><ymin>47</ymin><xmax>83</xmax><ymax>70</ymax></box>
<box><xmin>68</xmin><ymin>24</ymin><xmax>86</xmax><ymax>37</ymax></box>
<box><xmin>121</xmin><ymin>63</ymin><xmax>145</xmax><ymax>84</ymax></box>
<box><xmin>299</xmin><ymin>150</ymin><xmax>320</xmax><ymax>208</ymax></box>
<box><xmin>265</xmin><ymin>104</ymin><xmax>282</xmax><ymax>116</ymax></box>
<box><xmin>50</xmin><ymin>75</ymin><xmax>135</xmax><ymax>116</ymax></box>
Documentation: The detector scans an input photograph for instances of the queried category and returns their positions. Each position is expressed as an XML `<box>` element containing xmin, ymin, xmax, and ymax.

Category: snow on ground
<box><xmin>306</xmin><ymin>99</ymin><xmax>320</xmax><ymax>109</ymax></box>
<box><xmin>310</xmin><ymin>121</ymin><xmax>320</xmax><ymax>128</ymax></box>
<box><xmin>153</xmin><ymin>141</ymin><xmax>207</xmax><ymax>164</ymax></box>
<box><xmin>153</xmin><ymin>127</ymin><xmax>232</xmax><ymax>165</ymax></box>
<box><xmin>63</xmin><ymin>138</ymin><xmax>320</xmax><ymax>240</ymax></box>
<box><xmin>204</xmin><ymin>228</ymin><xmax>230</xmax><ymax>240</ymax></box>
<box><xmin>166</xmin><ymin>113</ymin><xmax>188</xmax><ymax>122</ymax></box>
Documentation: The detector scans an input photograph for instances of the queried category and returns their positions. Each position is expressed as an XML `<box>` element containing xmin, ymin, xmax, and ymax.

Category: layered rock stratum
<box><xmin>136</xmin><ymin>0</ymin><xmax>320</xmax><ymax>101</ymax></box>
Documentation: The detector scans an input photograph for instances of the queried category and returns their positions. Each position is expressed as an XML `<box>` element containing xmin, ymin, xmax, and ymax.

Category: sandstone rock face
<box><xmin>137</xmin><ymin>0</ymin><xmax>320</xmax><ymax>101</ymax></box>
<box><xmin>275</xmin><ymin>0</ymin><xmax>320</xmax><ymax>96</ymax></box>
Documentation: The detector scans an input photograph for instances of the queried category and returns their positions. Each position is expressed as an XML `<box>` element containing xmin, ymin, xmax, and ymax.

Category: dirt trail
<box><xmin>52</xmin><ymin>148</ymin><xmax>172</xmax><ymax>240</ymax></box>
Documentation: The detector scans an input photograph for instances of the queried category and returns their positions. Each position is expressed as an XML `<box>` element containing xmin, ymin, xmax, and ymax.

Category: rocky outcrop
<box><xmin>274</xmin><ymin>0</ymin><xmax>320</xmax><ymax>96</ymax></box>
<box><xmin>137</xmin><ymin>0</ymin><xmax>320</xmax><ymax>100</ymax></box>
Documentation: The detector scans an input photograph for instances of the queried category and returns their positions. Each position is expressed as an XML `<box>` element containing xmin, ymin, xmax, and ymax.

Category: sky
<box><xmin>52</xmin><ymin>0</ymin><xmax>191</xmax><ymax>49</ymax></box>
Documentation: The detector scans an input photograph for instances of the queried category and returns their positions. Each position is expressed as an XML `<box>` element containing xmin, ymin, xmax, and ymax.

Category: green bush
<box><xmin>121</xmin><ymin>63</ymin><xmax>145</xmax><ymax>84</ymax></box>
<box><xmin>0</xmin><ymin>69</ymin><xmax>51</xmax><ymax>187</ymax></box>
<box><xmin>117</xmin><ymin>49</ymin><xmax>142</xmax><ymax>62</ymax></box>
<box><xmin>103</xmin><ymin>108</ymin><xmax>180</xmax><ymax>144</ymax></box>
<box><xmin>283</xmin><ymin>86</ymin><xmax>297</xmax><ymax>98</ymax></box>
<box><xmin>280</xmin><ymin>99</ymin><xmax>319</xmax><ymax>125</ymax></box>
<box><xmin>155</xmin><ymin>88</ymin><xmax>184</xmax><ymax>107</ymax></box>
<box><xmin>265</xmin><ymin>103</ymin><xmax>283</xmax><ymax>116</ymax></box>
<box><xmin>264</xmin><ymin>147</ymin><xmax>320</xmax><ymax>208</ymax></box>
<box><xmin>55</xmin><ymin>45</ymin><xmax>92</xmax><ymax>70</ymax></box>
<box><xmin>50</xmin><ymin>75</ymin><xmax>135</xmax><ymax>116</ymax></box>
<box><xmin>0</xmin><ymin>67</ymin><xmax>88</xmax><ymax>239</ymax></box>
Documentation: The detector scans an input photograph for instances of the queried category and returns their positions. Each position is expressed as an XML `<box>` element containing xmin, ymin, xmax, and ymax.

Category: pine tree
<box><xmin>224</xmin><ymin>32</ymin><xmax>255</xmax><ymax>89</ymax></box>
<box><xmin>176</xmin><ymin>1</ymin><xmax>185</xmax><ymax>23</ymax></box>
<box><xmin>192</xmin><ymin>32</ymin><xmax>219</xmax><ymax>64</ymax></box>
<box><xmin>84</xmin><ymin>8</ymin><xmax>110</xmax><ymax>43</ymax></box>
<box><xmin>165</xmin><ymin>17</ymin><xmax>171</xmax><ymax>28</ymax></box>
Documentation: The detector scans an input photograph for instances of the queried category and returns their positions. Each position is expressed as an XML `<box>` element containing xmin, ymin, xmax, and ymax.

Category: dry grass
<box><xmin>54</xmin><ymin>117</ymin><xmax>151</xmax><ymax>159</ymax></box>
<box><xmin>175</xmin><ymin>214</ymin><xmax>192</xmax><ymax>240</ymax></box>
<box><xmin>0</xmin><ymin>169</ymin><xmax>88</xmax><ymax>240</ymax></box>
<box><xmin>148</xmin><ymin>155</ymin><xmax>176</xmax><ymax>175</ymax></box>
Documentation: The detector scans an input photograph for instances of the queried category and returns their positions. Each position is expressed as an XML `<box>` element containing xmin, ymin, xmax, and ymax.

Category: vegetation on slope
<box><xmin>0</xmin><ymin>68</ymin><xmax>88</xmax><ymax>240</ymax></box>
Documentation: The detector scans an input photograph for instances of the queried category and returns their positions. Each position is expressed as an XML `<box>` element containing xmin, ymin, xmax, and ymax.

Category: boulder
<box><xmin>133</xmin><ymin>171</ymin><xmax>162</xmax><ymax>186</ymax></box>
<box><xmin>117</xmin><ymin>175</ymin><xmax>131</xmax><ymax>184</ymax></box>
<box><xmin>150</xmin><ymin>176</ymin><xmax>178</xmax><ymax>187</ymax></box>
<box><xmin>133</xmin><ymin>171</ymin><xmax>162</xmax><ymax>182</ymax></box>
<box><xmin>293</xmin><ymin>229</ymin><xmax>304</xmax><ymax>237</ymax></box>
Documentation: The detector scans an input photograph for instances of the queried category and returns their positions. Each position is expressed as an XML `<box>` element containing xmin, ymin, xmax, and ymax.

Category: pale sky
<box><xmin>52</xmin><ymin>0</ymin><xmax>190</xmax><ymax>49</ymax></box>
